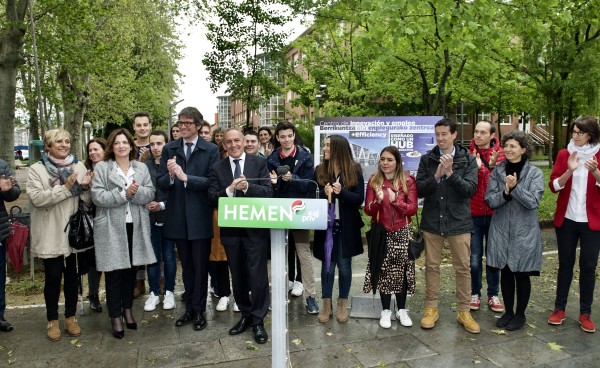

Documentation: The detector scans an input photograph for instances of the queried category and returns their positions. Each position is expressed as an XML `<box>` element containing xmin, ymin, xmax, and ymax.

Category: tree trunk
<box><xmin>58</xmin><ymin>67</ymin><xmax>89</xmax><ymax>159</ymax></box>
<box><xmin>0</xmin><ymin>0</ymin><xmax>29</xmax><ymax>168</ymax></box>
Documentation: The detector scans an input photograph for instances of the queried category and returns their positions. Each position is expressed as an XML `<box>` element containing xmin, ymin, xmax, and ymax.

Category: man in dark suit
<box><xmin>156</xmin><ymin>107</ymin><xmax>220</xmax><ymax>331</ymax></box>
<box><xmin>208</xmin><ymin>129</ymin><xmax>273</xmax><ymax>344</ymax></box>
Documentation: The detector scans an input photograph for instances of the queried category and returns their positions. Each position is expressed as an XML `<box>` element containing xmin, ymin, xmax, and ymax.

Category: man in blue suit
<box><xmin>157</xmin><ymin>107</ymin><xmax>219</xmax><ymax>331</ymax></box>
<box><xmin>208</xmin><ymin>129</ymin><xmax>273</xmax><ymax>344</ymax></box>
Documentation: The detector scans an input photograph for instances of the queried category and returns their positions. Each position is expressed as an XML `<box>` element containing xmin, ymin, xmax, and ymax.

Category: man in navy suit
<box><xmin>156</xmin><ymin>107</ymin><xmax>220</xmax><ymax>331</ymax></box>
<box><xmin>208</xmin><ymin>129</ymin><xmax>273</xmax><ymax>344</ymax></box>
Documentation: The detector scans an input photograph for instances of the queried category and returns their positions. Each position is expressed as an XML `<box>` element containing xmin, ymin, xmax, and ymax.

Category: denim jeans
<box><xmin>321</xmin><ymin>235</ymin><xmax>352</xmax><ymax>299</ymax></box>
<box><xmin>470</xmin><ymin>215</ymin><xmax>500</xmax><ymax>297</ymax></box>
<box><xmin>148</xmin><ymin>225</ymin><xmax>176</xmax><ymax>294</ymax></box>
<box><xmin>0</xmin><ymin>241</ymin><xmax>6</xmax><ymax>319</ymax></box>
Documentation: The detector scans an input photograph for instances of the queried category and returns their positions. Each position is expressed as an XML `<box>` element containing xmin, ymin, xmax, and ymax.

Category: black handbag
<box><xmin>408</xmin><ymin>212</ymin><xmax>424</xmax><ymax>260</ymax></box>
<box><xmin>64</xmin><ymin>200</ymin><xmax>94</xmax><ymax>250</ymax></box>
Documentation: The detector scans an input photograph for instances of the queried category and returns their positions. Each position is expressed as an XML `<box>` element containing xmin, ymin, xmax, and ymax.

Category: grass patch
<box><xmin>6</xmin><ymin>271</ymin><xmax>44</xmax><ymax>296</ymax></box>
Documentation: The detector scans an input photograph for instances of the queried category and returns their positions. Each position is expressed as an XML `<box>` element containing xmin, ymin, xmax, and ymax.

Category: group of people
<box><xmin>0</xmin><ymin>113</ymin><xmax>598</xmax><ymax>346</ymax></box>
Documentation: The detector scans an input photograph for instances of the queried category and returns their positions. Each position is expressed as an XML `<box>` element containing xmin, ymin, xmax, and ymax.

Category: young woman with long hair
<box><xmin>313</xmin><ymin>135</ymin><xmax>365</xmax><ymax>323</ymax></box>
<box><xmin>363</xmin><ymin>146</ymin><xmax>418</xmax><ymax>328</ymax></box>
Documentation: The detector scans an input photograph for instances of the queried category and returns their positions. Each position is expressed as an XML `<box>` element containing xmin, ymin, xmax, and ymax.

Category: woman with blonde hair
<box><xmin>313</xmin><ymin>135</ymin><xmax>364</xmax><ymax>323</ymax></box>
<box><xmin>27</xmin><ymin>129</ymin><xmax>93</xmax><ymax>341</ymax></box>
<box><xmin>363</xmin><ymin>146</ymin><xmax>418</xmax><ymax>328</ymax></box>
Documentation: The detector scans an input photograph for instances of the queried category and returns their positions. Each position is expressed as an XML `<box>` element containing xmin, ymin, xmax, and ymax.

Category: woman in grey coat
<box><xmin>91</xmin><ymin>128</ymin><xmax>155</xmax><ymax>339</ymax></box>
<box><xmin>485</xmin><ymin>130</ymin><xmax>545</xmax><ymax>331</ymax></box>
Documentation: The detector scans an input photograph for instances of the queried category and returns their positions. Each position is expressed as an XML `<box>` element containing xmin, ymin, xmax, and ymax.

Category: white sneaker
<box><xmin>144</xmin><ymin>292</ymin><xmax>160</xmax><ymax>312</ymax></box>
<box><xmin>396</xmin><ymin>309</ymin><xmax>413</xmax><ymax>327</ymax></box>
<box><xmin>216</xmin><ymin>296</ymin><xmax>229</xmax><ymax>312</ymax></box>
<box><xmin>233</xmin><ymin>303</ymin><xmax>240</xmax><ymax>312</ymax></box>
<box><xmin>288</xmin><ymin>281</ymin><xmax>294</xmax><ymax>290</ymax></box>
<box><xmin>291</xmin><ymin>281</ymin><xmax>304</xmax><ymax>297</ymax></box>
<box><xmin>380</xmin><ymin>309</ymin><xmax>392</xmax><ymax>328</ymax></box>
<box><xmin>163</xmin><ymin>291</ymin><xmax>175</xmax><ymax>310</ymax></box>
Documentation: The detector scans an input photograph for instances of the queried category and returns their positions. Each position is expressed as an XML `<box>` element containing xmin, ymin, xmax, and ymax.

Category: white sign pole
<box><xmin>270</xmin><ymin>228</ymin><xmax>290</xmax><ymax>368</ymax></box>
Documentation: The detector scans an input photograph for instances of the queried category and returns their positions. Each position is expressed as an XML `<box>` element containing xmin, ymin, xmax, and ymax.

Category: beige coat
<box><xmin>27</xmin><ymin>160</ymin><xmax>91</xmax><ymax>259</ymax></box>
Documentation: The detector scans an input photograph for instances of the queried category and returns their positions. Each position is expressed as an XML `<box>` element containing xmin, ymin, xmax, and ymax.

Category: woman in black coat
<box><xmin>313</xmin><ymin>135</ymin><xmax>364</xmax><ymax>323</ymax></box>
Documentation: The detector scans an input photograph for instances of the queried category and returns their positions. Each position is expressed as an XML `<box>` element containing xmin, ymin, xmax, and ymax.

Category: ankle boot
<box><xmin>47</xmin><ymin>320</ymin><xmax>61</xmax><ymax>341</ymax></box>
<box><xmin>133</xmin><ymin>279</ymin><xmax>146</xmax><ymax>299</ymax></box>
<box><xmin>64</xmin><ymin>316</ymin><xmax>81</xmax><ymax>336</ymax></box>
<box><xmin>319</xmin><ymin>298</ymin><xmax>332</xmax><ymax>323</ymax></box>
<box><xmin>90</xmin><ymin>294</ymin><xmax>103</xmax><ymax>313</ymax></box>
<box><xmin>337</xmin><ymin>298</ymin><xmax>349</xmax><ymax>323</ymax></box>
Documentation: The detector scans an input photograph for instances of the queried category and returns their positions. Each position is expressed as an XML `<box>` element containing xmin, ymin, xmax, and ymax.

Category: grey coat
<box><xmin>91</xmin><ymin>160</ymin><xmax>156</xmax><ymax>272</ymax></box>
<box><xmin>485</xmin><ymin>160</ymin><xmax>545</xmax><ymax>273</ymax></box>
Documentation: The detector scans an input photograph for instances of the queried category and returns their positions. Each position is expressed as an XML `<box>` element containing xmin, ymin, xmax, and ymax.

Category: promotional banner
<box><xmin>218</xmin><ymin>197</ymin><xmax>328</xmax><ymax>230</ymax></box>
<box><xmin>314</xmin><ymin>116</ymin><xmax>441</xmax><ymax>179</ymax></box>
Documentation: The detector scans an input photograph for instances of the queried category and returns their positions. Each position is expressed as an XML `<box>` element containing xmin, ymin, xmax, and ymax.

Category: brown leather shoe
<box><xmin>64</xmin><ymin>316</ymin><xmax>81</xmax><ymax>336</ymax></box>
<box><xmin>47</xmin><ymin>320</ymin><xmax>61</xmax><ymax>341</ymax></box>
<box><xmin>420</xmin><ymin>307</ymin><xmax>439</xmax><ymax>329</ymax></box>
<box><xmin>457</xmin><ymin>310</ymin><xmax>480</xmax><ymax>334</ymax></box>
<box><xmin>133</xmin><ymin>279</ymin><xmax>146</xmax><ymax>299</ymax></box>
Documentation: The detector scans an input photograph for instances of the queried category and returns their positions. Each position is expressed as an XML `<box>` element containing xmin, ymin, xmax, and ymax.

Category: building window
<box><xmin>478</xmin><ymin>111</ymin><xmax>491</xmax><ymax>122</ymax></box>
<box><xmin>501</xmin><ymin>114</ymin><xmax>512</xmax><ymax>125</ymax></box>
<box><xmin>455</xmin><ymin>105</ymin><xmax>469</xmax><ymax>124</ymax></box>
<box><xmin>292</xmin><ymin>52</ymin><xmax>299</xmax><ymax>67</ymax></box>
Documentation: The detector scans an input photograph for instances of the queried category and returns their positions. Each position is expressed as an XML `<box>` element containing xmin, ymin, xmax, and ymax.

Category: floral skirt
<box><xmin>363</xmin><ymin>224</ymin><xmax>416</xmax><ymax>295</ymax></box>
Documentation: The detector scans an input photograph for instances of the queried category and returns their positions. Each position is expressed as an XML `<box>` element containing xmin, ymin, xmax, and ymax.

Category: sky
<box><xmin>175</xmin><ymin>17</ymin><xmax>308</xmax><ymax>125</ymax></box>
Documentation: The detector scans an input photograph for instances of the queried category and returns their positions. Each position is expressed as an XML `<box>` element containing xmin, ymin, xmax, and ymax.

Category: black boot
<box><xmin>90</xmin><ymin>294</ymin><xmax>103</xmax><ymax>313</ymax></box>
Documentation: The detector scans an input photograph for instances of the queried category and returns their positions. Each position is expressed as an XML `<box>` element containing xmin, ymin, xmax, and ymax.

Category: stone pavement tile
<box><xmin>291</xmin><ymin>318</ymin><xmax>375</xmax><ymax>350</ymax></box>
<box><xmin>210</xmin><ymin>356</ymin><xmax>272</xmax><ymax>367</ymax></box>
<box><xmin>220</xmin><ymin>332</ymin><xmax>273</xmax><ymax>360</ymax></box>
<box><xmin>138</xmin><ymin>340</ymin><xmax>225</xmax><ymax>368</ymax></box>
<box><xmin>5</xmin><ymin>351</ymin><xmax>141</xmax><ymax>368</ymax></box>
<box><xmin>547</xmin><ymin>351</ymin><xmax>600</xmax><ymax>368</ymax></box>
<box><xmin>409</xmin><ymin>348</ymin><xmax>500</xmax><ymax>368</ymax></box>
<box><xmin>534</xmin><ymin>328</ymin><xmax>600</xmax><ymax>356</ymax></box>
<box><xmin>355</xmin><ymin>317</ymin><xmax>413</xmax><ymax>338</ymax></box>
<box><xmin>344</xmin><ymin>335</ymin><xmax>436</xmax><ymax>367</ymax></box>
<box><xmin>290</xmin><ymin>344</ymin><xmax>363</xmax><ymax>368</ymax></box>
<box><xmin>478</xmin><ymin>336</ymin><xmax>572</xmax><ymax>367</ymax></box>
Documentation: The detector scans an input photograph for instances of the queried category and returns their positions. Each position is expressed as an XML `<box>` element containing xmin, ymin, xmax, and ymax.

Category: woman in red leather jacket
<box><xmin>548</xmin><ymin>116</ymin><xmax>600</xmax><ymax>333</ymax></box>
<box><xmin>363</xmin><ymin>146</ymin><xmax>418</xmax><ymax>328</ymax></box>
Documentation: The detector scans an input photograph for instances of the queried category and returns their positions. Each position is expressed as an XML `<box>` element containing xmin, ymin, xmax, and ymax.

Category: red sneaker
<box><xmin>488</xmin><ymin>296</ymin><xmax>505</xmax><ymax>313</ymax></box>
<box><xmin>579</xmin><ymin>314</ymin><xmax>596</xmax><ymax>333</ymax></box>
<box><xmin>548</xmin><ymin>308</ymin><xmax>566</xmax><ymax>325</ymax></box>
<box><xmin>469</xmin><ymin>295</ymin><xmax>480</xmax><ymax>311</ymax></box>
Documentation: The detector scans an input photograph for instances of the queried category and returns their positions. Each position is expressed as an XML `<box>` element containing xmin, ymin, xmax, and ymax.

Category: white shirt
<box><xmin>226</xmin><ymin>152</ymin><xmax>248</xmax><ymax>197</ymax></box>
<box><xmin>114</xmin><ymin>162</ymin><xmax>136</xmax><ymax>223</ymax></box>
<box><xmin>170</xmin><ymin>135</ymin><xmax>199</xmax><ymax>188</ymax></box>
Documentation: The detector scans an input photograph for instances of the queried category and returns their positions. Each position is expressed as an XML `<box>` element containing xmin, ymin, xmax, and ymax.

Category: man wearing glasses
<box><xmin>157</xmin><ymin>107</ymin><xmax>220</xmax><ymax>331</ymax></box>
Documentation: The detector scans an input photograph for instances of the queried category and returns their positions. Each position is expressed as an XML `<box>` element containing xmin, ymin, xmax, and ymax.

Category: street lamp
<box><xmin>168</xmin><ymin>99</ymin><xmax>185</xmax><ymax>135</ymax></box>
<box><xmin>83</xmin><ymin>121</ymin><xmax>92</xmax><ymax>158</ymax></box>
<box><xmin>315</xmin><ymin>84</ymin><xmax>327</xmax><ymax>120</ymax></box>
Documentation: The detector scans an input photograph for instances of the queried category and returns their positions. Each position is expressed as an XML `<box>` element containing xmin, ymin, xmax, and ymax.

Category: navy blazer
<box><xmin>156</xmin><ymin>137</ymin><xmax>220</xmax><ymax>240</ymax></box>
<box><xmin>208</xmin><ymin>154</ymin><xmax>273</xmax><ymax>245</ymax></box>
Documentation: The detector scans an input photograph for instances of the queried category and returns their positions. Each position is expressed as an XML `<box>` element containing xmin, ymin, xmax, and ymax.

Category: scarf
<box><xmin>567</xmin><ymin>139</ymin><xmax>600</xmax><ymax>161</ymax></box>
<box><xmin>41</xmin><ymin>154</ymin><xmax>82</xmax><ymax>196</ymax></box>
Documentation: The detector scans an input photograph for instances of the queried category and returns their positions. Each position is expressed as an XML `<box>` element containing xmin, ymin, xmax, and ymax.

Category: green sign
<box><xmin>218</xmin><ymin>197</ymin><xmax>328</xmax><ymax>230</ymax></box>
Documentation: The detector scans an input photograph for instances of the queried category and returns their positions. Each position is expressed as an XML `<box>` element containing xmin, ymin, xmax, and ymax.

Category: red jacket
<box><xmin>550</xmin><ymin>148</ymin><xmax>600</xmax><ymax>230</ymax></box>
<box><xmin>364</xmin><ymin>175</ymin><xmax>418</xmax><ymax>232</ymax></box>
<box><xmin>469</xmin><ymin>138</ymin><xmax>505</xmax><ymax>216</ymax></box>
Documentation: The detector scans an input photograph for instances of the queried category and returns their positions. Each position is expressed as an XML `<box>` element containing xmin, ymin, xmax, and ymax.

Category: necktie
<box><xmin>233</xmin><ymin>159</ymin><xmax>241</xmax><ymax>179</ymax></box>
<box><xmin>185</xmin><ymin>142</ymin><xmax>193</xmax><ymax>161</ymax></box>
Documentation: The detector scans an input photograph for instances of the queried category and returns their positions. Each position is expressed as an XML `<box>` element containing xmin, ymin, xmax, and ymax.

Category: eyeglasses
<box><xmin>177</xmin><ymin>121</ymin><xmax>195</xmax><ymax>126</ymax></box>
<box><xmin>572</xmin><ymin>129</ymin><xmax>586</xmax><ymax>137</ymax></box>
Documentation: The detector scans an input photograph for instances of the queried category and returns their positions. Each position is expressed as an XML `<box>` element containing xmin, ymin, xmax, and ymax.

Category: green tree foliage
<box><xmin>202</xmin><ymin>0</ymin><xmax>297</xmax><ymax>130</ymax></box>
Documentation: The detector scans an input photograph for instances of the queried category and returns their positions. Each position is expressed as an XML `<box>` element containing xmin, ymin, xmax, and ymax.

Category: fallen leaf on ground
<box><xmin>548</xmin><ymin>342</ymin><xmax>563</xmax><ymax>351</ymax></box>
<box><xmin>291</xmin><ymin>339</ymin><xmax>302</xmax><ymax>345</ymax></box>
<box><xmin>491</xmin><ymin>329</ymin><xmax>507</xmax><ymax>335</ymax></box>
<box><xmin>326</xmin><ymin>332</ymin><xmax>334</xmax><ymax>336</ymax></box>
<box><xmin>70</xmin><ymin>339</ymin><xmax>78</xmax><ymax>345</ymax></box>
<box><xmin>526</xmin><ymin>322</ymin><xmax>536</xmax><ymax>329</ymax></box>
